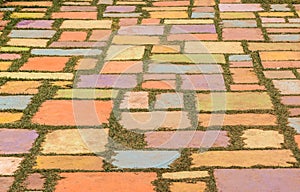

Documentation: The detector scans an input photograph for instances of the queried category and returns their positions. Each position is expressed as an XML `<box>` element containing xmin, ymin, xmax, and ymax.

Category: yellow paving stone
<box><xmin>0</xmin><ymin>72</ymin><xmax>73</xmax><ymax>80</ymax></box>
<box><xmin>162</xmin><ymin>171</ymin><xmax>209</xmax><ymax>179</ymax></box>
<box><xmin>185</xmin><ymin>42</ymin><xmax>244</xmax><ymax>54</ymax></box>
<box><xmin>164</xmin><ymin>19</ymin><xmax>213</xmax><ymax>24</ymax></box>
<box><xmin>0</xmin><ymin>112</ymin><xmax>22</xmax><ymax>124</ymax></box>
<box><xmin>149</xmin><ymin>11</ymin><xmax>188</xmax><ymax>19</ymax></box>
<box><xmin>50</xmin><ymin>81</ymin><xmax>73</xmax><ymax>88</ymax></box>
<box><xmin>259</xmin><ymin>12</ymin><xmax>295</xmax><ymax>17</ymax></box>
<box><xmin>248</xmin><ymin>43</ymin><xmax>300</xmax><ymax>51</ymax></box>
<box><xmin>7</xmin><ymin>39</ymin><xmax>48</xmax><ymax>47</ymax></box>
<box><xmin>60</xmin><ymin>20</ymin><xmax>112</xmax><ymax>29</ymax></box>
<box><xmin>242</xmin><ymin>129</ymin><xmax>284</xmax><ymax>148</ymax></box>
<box><xmin>106</xmin><ymin>45</ymin><xmax>145</xmax><ymax>60</ymax></box>
<box><xmin>191</xmin><ymin>150</ymin><xmax>296</xmax><ymax>167</ymax></box>
<box><xmin>152</xmin><ymin>45</ymin><xmax>180</xmax><ymax>53</ymax></box>
<box><xmin>112</xmin><ymin>36</ymin><xmax>160</xmax><ymax>45</ymax></box>
<box><xmin>35</xmin><ymin>156</ymin><xmax>104</xmax><ymax>170</ymax></box>
<box><xmin>0</xmin><ymin>47</ymin><xmax>30</xmax><ymax>52</ymax></box>
<box><xmin>260</xmin><ymin>51</ymin><xmax>300</xmax><ymax>61</ymax></box>
<box><xmin>54</xmin><ymin>89</ymin><xmax>118</xmax><ymax>99</ymax></box>
<box><xmin>169</xmin><ymin>182</ymin><xmax>206</xmax><ymax>192</ymax></box>
<box><xmin>0</xmin><ymin>62</ymin><xmax>12</xmax><ymax>71</ymax></box>
<box><xmin>0</xmin><ymin>81</ymin><xmax>41</xmax><ymax>94</ymax></box>
<box><xmin>196</xmin><ymin>92</ymin><xmax>273</xmax><ymax>111</ymax></box>
<box><xmin>220</xmin><ymin>12</ymin><xmax>256</xmax><ymax>19</ymax></box>
<box><xmin>10</xmin><ymin>12</ymin><xmax>45</xmax><ymax>19</ymax></box>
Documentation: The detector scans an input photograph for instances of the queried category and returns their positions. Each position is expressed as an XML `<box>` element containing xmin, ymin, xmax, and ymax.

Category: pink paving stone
<box><xmin>170</xmin><ymin>25</ymin><xmax>216</xmax><ymax>34</ymax></box>
<box><xmin>168</xmin><ymin>34</ymin><xmax>218</xmax><ymax>41</ymax></box>
<box><xmin>229</xmin><ymin>61</ymin><xmax>253</xmax><ymax>67</ymax></box>
<box><xmin>16</xmin><ymin>20</ymin><xmax>54</xmax><ymax>29</ymax></box>
<box><xmin>0</xmin><ymin>54</ymin><xmax>21</xmax><ymax>60</ymax></box>
<box><xmin>223</xmin><ymin>28</ymin><xmax>264</xmax><ymax>41</ymax></box>
<box><xmin>145</xmin><ymin>130</ymin><xmax>229</xmax><ymax>149</ymax></box>
<box><xmin>219</xmin><ymin>4</ymin><xmax>263</xmax><ymax>12</ymax></box>
<box><xmin>24</xmin><ymin>173</ymin><xmax>45</xmax><ymax>190</ymax></box>
<box><xmin>263</xmin><ymin>70</ymin><xmax>295</xmax><ymax>79</ymax></box>
<box><xmin>143</xmin><ymin>74</ymin><xmax>176</xmax><ymax>80</ymax></box>
<box><xmin>215</xmin><ymin>169</ymin><xmax>300</xmax><ymax>192</ymax></box>
<box><xmin>267</xmin><ymin>28</ymin><xmax>300</xmax><ymax>33</ymax></box>
<box><xmin>142</xmin><ymin>18</ymin><xmax>160</xmax><ymax>25</ymax></box>
<box><xmin>105</xmin><ymin>6</ymin><xmax>136</xmax><ymax>13</ymax></box>
<box><xmin>282</xmin><ymin>96</ymin><xmax>300</xmax><ymax>106</ymax></box>
<box><xmin>118</xmin><ymin>25</ymin><xmax>164</xmax><ymax>35</ymax></box>
<box><xmin>60</xmin><ymin>6</ymin><xmax>97</xmax><ymax>12</ymax></box>
<box><xmin>119</xmin><ymin>18</ymin><xmax>138</xmax><ymax>26</ymax></box>
<box><xmin>152</xmin><ymin>1</ymin><xmax>189</xmax><ymax>6</ymax></box>
<box><xmin>0</xmin><ymin>129</ymin><xmax>38</xmax><ymax>154</ymax></box>
<box><xmin>89</xmin><ymin>30</ymin><xmax>112</xmax><ymax>41</ymax></box>
<box><xmin>230</xmin><ymin>84</ymin><xmax>266</xmax><ymax>91</ymax></box>
<box><xmin>181</xmin><ymin>74</ymin><xmax>226</xmax><ymax>91</ymax></box>
<box><xmin>289</xmin><ymin>108</ymin><xmax>300</xmax><ymax>116</ymax></box>
<box><xmin>193</xmin><ymin>7</ymin><xmax>215</xmax><ymax>12</ymax></box>
<box><xmin>0</xmin><ymin>177</ymin><xmax>14</xmax><ymax>191</ymax></box>
<box><xmin>261</xmin><ymin>17</ymin><xmax>285</xmax><ymax>23</ymax></box>
<box><xmin>262</xmin><ymin>61</ymin><xmax>300</xmax><ymax>69</ymax></box>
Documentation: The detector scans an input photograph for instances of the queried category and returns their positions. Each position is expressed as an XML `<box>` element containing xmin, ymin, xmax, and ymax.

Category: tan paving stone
<box><xmin>0</xmin><ymin>81</ymin><xmax>41</xmax><ymax>94</ymax></box>
<box><xmin>169</xmin><ymin>182</ymin><xmax>206</xmax><ymax>192</ymax></box>
<box><xmin>162</xmin><ymin>171</ymin><xmax>209</xmax><ymax>179</ymax></box>
<box><xmin>242</xmin><ymin>129</ymin><xmax>284</xmax><ymax>148</ymax></box>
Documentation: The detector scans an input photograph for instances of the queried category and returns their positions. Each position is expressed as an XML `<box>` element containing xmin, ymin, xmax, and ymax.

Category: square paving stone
<box><xmin>35</xmin><ymin>156</ymin><xmax>104</xmax><ymax>170</ymax></box>
<box><xmin>112</xmin><ymin>150</ymin><xmax>180</xmax><ymax>168</ymax></box>
<box><xmin>155</xmin><ymin>93</ymin><xmax>184</xmax><ymax>109</ymax></box>
<box><xmin>0</xmin><ymin>129</ymin><xmax>38</xmax><ymax>154</ymax></box>
<box><xmin>0</xmin><ymin>81</ymin><xmax>41</xmax><ymax>94</ymax></box>
<box><xmin>196</xmin><ymin>92</ymin><xmax>273</xmax><ymax>111</ymax></box>
<box><xmin>215</xmin><ymin>169</ymin><xmax>300</xmax><ymax>192</ymax></box>
<box><xmin>119</xmin><ymin>111</ymin><xmax>191</xmax><ymax>130</ymax></box>
<box><xmin>20</xmin><ymin>57</ymin><xmax>70</xmax><ymax>72</ymax></box>
<box><xmin>169</xmin><ymin>182</ymin><xmax>206</xmax><ymax>192</ymax></box>
<box><xmin>120</xmin><ymin>92</ymin><xmax>149</xmax><ymax>109</ymax></box>
<box><xmin>0</xmin><ymin>157</ymin><xmax>23</xmax><ymax>175</ymax></box>
<box><xmin>273</xmin><ymin>80</ymin><xmax>300</xmax><ymax>95</ymax></box>
<box><xmin>242</xmin><ymin>129</ymin><xmax>284</xmax><ymax>148</ymax></box>
<box><xmin>55</xmin><ymin>172</ymin><xmax>156</xmax><ymax>192</ymax></box>
<box><xmin>0</xmin><ymin>177</ymin><xmax>15</xmax><ymax>191</ymax></box>
<box><xmin>41</xmin><ymin>129</ymin><xmax>108</xmax><ymax>154</ymax></box>
<box><xmin>145</xmin><ymin>130</ymin><xmax>229</xmax><ymax>149</ymax></box>
<box><xmin>0</xmin><ymin>95</ymin><xmax>33</xmax><ymax>110</ymax></box>
<box><xmin>23</xmin><ymin>173</ymin><xmax>45</xmax><ymax>190</ymax></box>
<box><xmin>32</xmin><ymin>100</ymin><xmax>112</xmax><ymax>126</ymax></box>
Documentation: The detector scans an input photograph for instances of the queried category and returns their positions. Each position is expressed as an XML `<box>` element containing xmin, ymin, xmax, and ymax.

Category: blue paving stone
<box><xmin>222</xmin><ymin>20</ymin><xmax>257</xmax><ymax>28</ymax></box>
<box><xmin>9</xmin><ymin>30</ymin><xmax>56</xmax><ymax>38</ymax></box>
<box><xmin>148</xmin><ymin>64</ymin><xmax>223</xmax><ymax>74</ymax></box>
<box><xmin>112</xmin><ymin>150</ymin><xmax>180</xmax><ymax>168</ymax></box>
<box><xmin>191</xmin><ymin>12</ymin><xmax>215</xmax><ymax>18</ymax></box>
<box><xmin>269</xmin><ymin>35</ymin><xmax>300</xmax><ymax>42</ymax></box>
<box><xmin>288</xmin><ymin>118</ymin><xmax>300</xmax><ymax>133</ymax></box>
<box><xmin>31</xmin><ymin>49</ymin><xmax>102</xmax><ymax>56</ymax></box>
<box><xmin>229</xmin><ymin>55</ymin><xmax>252</xmax><ymax>62</ymax></box>
<box><xmin>0</xmin><ymin>96</ymin><xmax>32</xmax><ymax>110</ymax></box>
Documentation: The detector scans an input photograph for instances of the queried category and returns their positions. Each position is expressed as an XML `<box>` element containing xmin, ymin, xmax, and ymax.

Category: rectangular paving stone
<box><xmin>0</xmin><ymin>177</ymin><xmax>14</xmax><ymax>192</ymax></box>
<box><xmin>273</xmin><ymin>80</ymin><xmax>300</xmax><ymax>94</ymax></box>
<box><xmin>23</xmin><ymin>173</ymin><xmax>45</xmax><ymax>190</ymax></box>
<box><xmin>0</xmin><ymin>72</ymin><xmax>73</xmax><ymax>80</ymax></box>
<box><xmin>35</xmin><ymin>156</ymin><xmax>104</xmax><ymax>170</ymax></box>
<box><xmin>9</xmin><ymin>30</ymin><xmax>56</xmax><ymax>38</ymax></box>
<box><xmin>10</xmin><ymin>12</ymin><xmax>45</xmax><ymax>19</ymax></box>
<box><xmin>184</xmin><ymin>42</ymin><xmax>244</xmax><ymax>53</ymax></box>
<box><xmin>170</xmin><ymin>24</ymin><xmax>216</xmax><ymax>34</ymax></box>
<box><xmin>215</xmin><ymin>169</ymin><xmax>300</xmax><ymax>192</ymax></box>
<box><xmin>31</xmin><ymin>49</ymin><xmax>102</xmax><ymax>56</ymax></box>
<box><xmin>32</xmin><ymin>100</ymin><xmax>112</xmax><ymax>126</ymax></box>
<box><xmin>0</xmin><ymin>81</ymin><xmax>41</xmax><ymax>94</ymax></box>
<box><xmin>264</xmin><ymin>70</ymin><xmax>295</xmax><ymax>79</ymax></box>
<box><xmin>181</xmin><ymin>74</ymin><xmax>226</xmax><ymax>91</ymax></box>
<box><xmin>55</xmin><ymin>172</ymin><xmax>156</xmax><ymax>192</ymax></box>
<box><xmin>60</xmin><ymin>20</ymin><xmax>112</xmax><ymax>29</ymax></box>
<box><xmin>259</xmin><ymin>12</ymin><xmax>294</xmax><ymax>17</ymax></box>
<box><xmin>219</xmin><ymin>4</ymin><xmax>263</xmax><ymax>12</ymax></box>
<box><xmin>61</xmin><ymin>6</ymin><xmax>97</xmax><ymax>12</ymax></box>
<box><xmin>112</xmin><ymin>150</ymin><xmax>180</xmax><ymax>168</ymax></box>
<box><xmin>4</xmin><ymin>1</ymin><xmax>52</xmax><ymax>7</ymax></box>
<box><xmin>21</xmin><ymin>57</ymin><xmax>70</xmax><ymax>72</ymax></box>
<box><xmin>106</xmin><ymin>45</ymin><xmax>145</xmax><ymax>60</ymax></box>
<box><xmin>77</xmin><ymin>74</ymin><xmax>137</xmax><ymax>88</ymax></box>
<box><xmin>118</xmin><ymin>25</ymin><xmax>164</xmax><ymax>35</ymax></box>
<box><xmin>231</xmin><ymin>68</ymin><xmax>259</xmax><ymax>83</ymax></box>
<box><xmin>120</xmin><ymin>91</ymin><xmax>149</xmax><ymax>109</ymax></box>
<box><xmin>168</xmin><ymin>34</ymin><xmax>218</xmax><ymax>41</ymax></box>
<box><xmin>145</xmin><ymin>130</ymin><xmax>229</xmax><ymax>149</ymax></box>
<box><xmin>197</xmin><ymin>92</ymin><xmax>273</xmax><ymax>111</ymax></box>
<box><xmin>242</xmin><ymin>129</ymin><xmax>284</xmax><ymax>148</ymax></box>
<box><xmin>105</xmin><ymin>5</ymin><xmax>135</xmax><ymax>12</ymax></box>
<box><xmin>112</xmin><ymin>35</ymin><xmax>160</xmax><ymax>44</ymax></box>
<box><xmin>0</xmin><ymin>129</ymin><xmax>38</xmax><ymax>154</ymax></box>
<box><xmin>149</xmin><ymin>11</ymin><xmax>188</xmax><ymax>19</ymax></box>
<box><xmin>288</xmin><ymin>118</ymin><xmax>300</xmax><ymax>133</ymax></box>
<box><xmin>103</xmin><ymin>12</ymin><xmax>141</xmax><ymax>17</ymax></box>
<box><xmin>248</xmin><ymin>43</ymin><xmax>300</xmax><ymax>51</ymax></box>
<box><xmin>0</xmin><ymin>157</ymin><xmax>23</xmax><ymax>175</ymax></box>
<box><xmin>269</xmin><ymin>35</ymin><xmax>300</xmax><ymax>42</ymax></box>
<box><xmin>162</xmin><ymin>171</ymin><xmax>209</xmax><ymax>179</ymax></box>
<box><xmin>101</xmin><ymin>60</ymin><xmax>143</xmax><ymax>73</ymax></box>
<box><xmin>262</xmin><ymin>61</ymin><xmax>300</xmax><ymax>69</ymax></box>
<box><xmin>7</xmin><ymin>39</ymin><xmax>48</xmax><ymax>47</ymax></box>
<box><xmin>54</xmin><ymin>89</ymin><xmax>118</xmax><ymax>99</ymax></box>
<box><xmin>52</xmin><ymin>12</ymin><xmax>97</xmax><ymax>19</ymax></box>
<box><xmin>16</xmin><ymin>20</ymin><xmax>54</xmax><ymax>29</ymax></box>
<box><xmin>191</xmin><ymin>150</ymin><xmax>296</xmax><ymax>167</ymax></box>
<box><xmin>0</xmin><ymin>96</ymin><xmax>33</xmax><ymax>110</ymax></box>
<box><xmin>0</xmin><ymin>112</ymin><xmax>23</xmax><ymax>124</ymax></box>
<box><xmin>148</xmin><ymin>64</ymin><xmax>223</xmax><ymax>74</ymax></box>
<box><xmin>120</xmin><ymin>111</ymin><xmax>191</xmax><ymax>130</ymax></box>
<box><xmin>155</xmin><ymin>93</ymin><xmax>184</xmax><ymax>109</ymax></box>
<box><xmin>222</xmin><ymin>20</ymin><xmax>257</xmax><ymax>27</ymax></box>
<box><xmin>282</xmin><ymin>96</ymin><xmax>300</xmax><ymax>105</ymax></box>
<box><xmin>169</xmin><ymin>182</ymin><xmax>206</xmax><ymax>192</ymax></box>
<box><xmin>260</xmin><ymin>51</ymin><xmax>300</xmax><ymax>61</ymax></box>
<box><xmin>220</xmin><ymin>12</ymin><xmax>256</xmax><ymax>19</ymax></box>
<box><xmin>223</xmin><ymin>28</ymin><xmax>264</xmax><ymax>41</ymax></box>
<box><xmin>164</xmin><ymin>19</ymin><xmax>214</xmax><ymax>24</ymax></box>
<box><xmin>0</xmin><ymin>53</ymin><xmax>22</xmax><ymax>60</ymax></box>
<box><xmin>151</xmin><ymin>54</ymin><xmax>225</xmax><ymax>63</ymax></box>
<box><xmin>49</xmin><ymin>41</ymin><xmax>106</xmax><ymax>48</ymax></box>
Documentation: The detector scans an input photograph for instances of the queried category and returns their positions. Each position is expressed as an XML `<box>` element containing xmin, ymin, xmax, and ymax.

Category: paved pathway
<box><xmin>0</xmin><ymin>0</ymin><xmax>300</xmax><ymax>191</ymax></box>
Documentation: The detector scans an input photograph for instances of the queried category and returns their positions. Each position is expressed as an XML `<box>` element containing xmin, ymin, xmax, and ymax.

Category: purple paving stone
<box><xmin>145</xmin><ymin>130</ymin><xmax>229</xmax><ymax>149</ymax></box>
<box><xmin>49</xmin><ymin>41</ymin><xmax>106</xmax><ymax>48</ymax></box>
<box><xmin>219</xmin><ymin>4</ymin><xmax>263</xmax><ymax>12</ymax></box>
<box><xmin>215</xmin><ymin>169</ymin><xmax>300</xmax><ymax>192</ymax></box>
<box><xmin>0</xmin><ymin>177</ymin><xmax>14</xmax><ymax>192</ymax></box>
<box><xmin>0</xmin><ymin>53</ymin><xmax>21</xmax><ymax>60</ymax></box>
<box><xmin>181</xmin><ymin>74</ymin><xmax>226</xmax><ymax>91</ymax></box>
<box><xmin>170</xmin><ymin>25</ymin><xmax>216</xmax><ymax>34</ymax></box>
<box><xmin>118</xmin><ymin>25</ymin><xmax>164</xmax><ymax>35</ymax></box>
<box><xmin>77</xmin><ymin>74</ymin><xmax>137</xmax><ymax>88</ymax></box>
<box><xmin>16</xmin><ymin>20</ymin><xmax>54</xmax><ymax>29</ymax></box>
<box><xmin>60</xmin><ymin>6</ymin><xmax>97</xmax><ymax>12</ymax></box>
<box><xmin>105</xmin><ymin>6</ymin><xmax>136</xmax><ymax>13</ymax></box>
<box><xmin>0</xmin><ymin>129</ymin><xmax>38</xmax><ymax>154</ymax></box>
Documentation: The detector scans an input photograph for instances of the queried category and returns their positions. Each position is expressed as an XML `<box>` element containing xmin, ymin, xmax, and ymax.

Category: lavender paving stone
<box><xmin>105</xmin><ymin>6</ymin><xmax>135</xmax><ymax>13</ymax></box>
<box><xmin>61</xmin><ymin>6</ymin><xmax>97</xmax><ymax>12</ymax></box>
<box><xmin>145</xmin><ymin>131</ymin><xmax>229</xmax><ymax>149</ymax></box>
<box><xmin>229</xmin><ymin>55</ymin><xmax>252</xmax><ymax>61</ymax></box>
<box><xmin>270</xmin><ymin>35</ymin><xmax>300</xmax><ymax>42</ymax></box>
<box><xmin>0</xmin><ymin>177</ymin><xmax>14</xmax><ymax>191</ymax></box>
<box><xmin>118</xmin><ymin>26</ymin><xmax>164</xmax><ymax>35</ymax></box>
<box><xmin>219</xmin><ymin>4</ymin><xmax>263</xmax><ymax>12</ymax></box>
<box><xmin>0</xmin><ymin>96</ymin><xmax>32</xmax><ymax>110</ymax></box>
<box><xmin>191</xmin><ymin>12</ymin><xmax>215</xmax><ymax>18</ymax></box>
<box><xmin>170</xmin><ymin>25</ymin><xmax>216</xmax><ymax>34</ymax></box>
<box><xmin>31</xmin><ymin>49</ymin><xmax>102</xmax><ymax>56</ymax></box>
<box><xmin>222</xmin><ymin>20</ymin><xmax>257</xmax><ymax>28</ymax></box>
<box><xmin>9</xmin><ymin>30</ymin><xmax>56</xmax><ymax>38</ymax></box>
<box><xmin>0</xmin><ymin>129</ymin><xmax>38</xmax><ymax>154</ymax></box>
<box><xmin>288</xmin><ymin>118</ymin><xmax>300</xmax><ymax>133</ymax></box>
<box><xmin>148</xmin><ymin>64</ymin><xmax>223</xmax><ymax>74</ymax></box>
<box><xmin>155</xmin><ymin>93</ymin><xmax>184</xmax><ymax>109</ymax></box>
<box><xmin>181</xmin><ymin>74</ymin><xmax>226</xmax><ymax>91</ymax></box>
<box><xmin>16</xmin><ymin>20</ymin><xmax>54</xmax><ymax>29</ymax></box>
<box><xmin>215</xmin><ymin>169</ymin><xmax>300</xmax><ymax>192</ymax></box>
<box><xmin>50</xmin><ymin>41</ymin><xmax>106</xmax><ymax>48</ymax></box>
<box><xmin>112</xmin><ymin>150</ymin><xmax>180</xmax><ymax>168</ymax></box>
<box><xmin>77</xmin><ymin>74</ymin><xmax>137</xmax><ymax>88</ymax></box>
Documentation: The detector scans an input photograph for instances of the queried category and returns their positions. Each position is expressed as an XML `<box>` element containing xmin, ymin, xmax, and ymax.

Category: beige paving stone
<box><xmin>242</xmin><ymin>129</ymin><xmax>284</xmax><ymax>148</ymax></box>
<box><xmin>112</xmin><ymin>35</ymin><xmax>160</xmax><ymax>45</ymax></box>
<box><xmin>60</xmin><ymin>20</ymin><xmax>112</xmax><ymax>29</ymax></box>
<box><xmin>0</xmin><ymin>81</ymin><xmax>41</xmax><ymax>94</ymax></box>
<box><xmin>7</xmin><ymin>39</ymin><xmax>48</xmax><ymax>47</ymax></box>
<box><xmin>120</xmin><ymin>91</ymin><xmax>149</xmax><ymax>109</ymax></box>
<box><xmin>164</xmin><ymin>19</ymin><xmax>214</xmax><ymax>24</ymax></box>
<box><xmin>191</xmin><ymin>150</ymin><xmax>296</xmax><ymax>167</ymax></box>
<box><xmin>0</xmin><ymin>72</ymin><xmax>73</xmax><ymax>80</ymax></box>
<box><xmin>263</xmin><ymin>70</ymin><xmax>295</xmax><ymax>79</ymax></box>
<box><xmin>185</xmin><ymin>42</ymin><xmax>244</xmax><ymax>54</ymax></box>
<box><xmin>169</xmin><ymin>182</ymin><xmax>206</xmax><ymax>192</ymax></box>
<box><xmin>152</xmin><ymin>45</ymin><xmax>180</xmax><ymax>53</ymax></box>
<box><xmin>0</xmin><ymin>157</ymin><xmax>23</xmax><ymax>175</ymax></box>
<box><xmin>259</xmin><ymin>12</ymin><xmax>294</xmax><ymax>17</ymax></box>
<box><xmin>41</xmin><ymin>129</ymin><xmax>109</xmax><ymax>154</ymax></box>
<box><xmin>162</xmin><ymin>171</ymin><xmax>209</xmax><ymax>179</ymax></box>
<box><xmin>106</xmin><ymin>45</ymin><xmax>145</xmax><ymax>60</ymax></box>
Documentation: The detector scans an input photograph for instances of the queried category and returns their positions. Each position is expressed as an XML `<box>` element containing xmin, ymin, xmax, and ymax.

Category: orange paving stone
<box><xmin>59</xmin><ymin>31</ymin><xmax>87</xmax><ymax>41</ymax></box>
<box><xmin>20</xmin><ymin>57</ymin><xmax>70</xmax><ymax>72</ymax></box>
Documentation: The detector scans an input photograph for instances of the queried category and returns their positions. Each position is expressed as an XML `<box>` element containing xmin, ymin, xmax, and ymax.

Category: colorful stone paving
<box><xmin>0</xmin><ymin>0</ymin><xmax>300</xmax><ymax>191</ymax></box>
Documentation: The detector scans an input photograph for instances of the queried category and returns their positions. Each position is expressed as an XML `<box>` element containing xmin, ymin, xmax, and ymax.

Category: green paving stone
<box><xmin>0</xmin><ymin>47</ymin><xmax>30</xmax><ymax>52</ymax></box>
